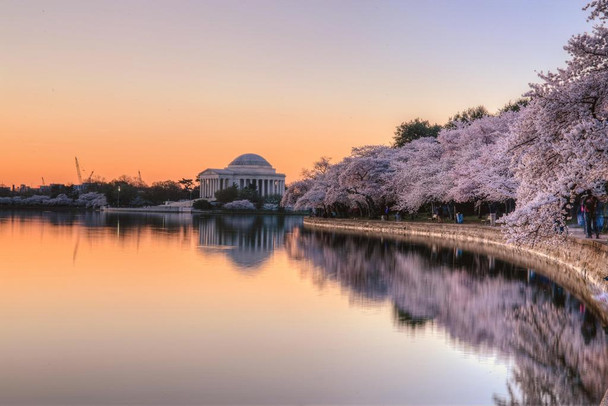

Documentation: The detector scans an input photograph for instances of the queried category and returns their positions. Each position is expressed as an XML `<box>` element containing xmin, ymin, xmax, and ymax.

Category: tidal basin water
<box><xmin>1</xmin><ymin>211</ymin><xmax>607</xmax><ymax>405</ymax></box>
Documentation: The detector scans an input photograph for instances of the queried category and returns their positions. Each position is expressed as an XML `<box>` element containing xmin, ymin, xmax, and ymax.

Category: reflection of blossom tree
<box><xmin>496</xmin><ymin>303</ymin><xmax>608</xmax><ymax>406</ymax></box>
<box><xmin>286</xmin><ymin>229</ymin><xmax>608</xmax><ymax>404</ymax></box>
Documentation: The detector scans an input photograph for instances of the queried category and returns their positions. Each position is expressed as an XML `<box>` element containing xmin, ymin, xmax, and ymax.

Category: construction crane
<box><xmin>41</xmin><ymin>177</ymin><xmax>45</xmax><ymax>186</ymax></box>
<box><xmin>87</xmin><ymin>171</ymin><xmax>94</xmax><ymax>183</ymax></box>
<box><xmin>75</xmin><ymin>157</ymin><xmax>83</xmax><ymax>184</ymax></box>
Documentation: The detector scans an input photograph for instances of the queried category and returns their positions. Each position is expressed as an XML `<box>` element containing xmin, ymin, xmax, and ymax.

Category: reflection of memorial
<box><xmin>286</xmin><ymin>228</ymin><xmax>608</xmax><ymax>405</ymax></box>
<box><xmin>197</xmin><ymin>215</ymin><xmax>301</xmax><ymax>270</ymax></box>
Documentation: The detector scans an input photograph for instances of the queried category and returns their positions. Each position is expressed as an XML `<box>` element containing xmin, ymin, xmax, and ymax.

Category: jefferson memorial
<box><xmin>198</xmin><ymin>153</ymin><xmax>286</xmax><ymax>200</ymax></box>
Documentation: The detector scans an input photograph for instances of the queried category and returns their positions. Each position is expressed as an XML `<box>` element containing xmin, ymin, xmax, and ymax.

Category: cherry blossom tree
<box><xmin>335</xmin><ymin>146</ymin><xmax>396</xmax><ymax>217</ymax></box>
<box><xmin>223</xmin><ymin>199</ymin><xmax>256</xmax><ymax>210</ymax></box>
<box><xmin>392</xmin><ymin>137</ymin><xmax>451</xmax><ymax>213</ymax></box>
<box><xmin>442</xmin><ymin>112</ymin><xmax>520</xmax><ymax>207</ymax></box>
<box><xmin>502</xmin><ymin>0</ymin><xmax>608</xmax><ymax>245</ymax></box>
<box><xmin>282</xmin><ymin>157</ymin><xmax>332</xmax><ymax>211</ymax></box>
<box><xmin>320</xmin><ymin>161</ymin><xmax>351</xmax><ymax>214</ymax></box>
<box><xmin>281</xmin><ymin>179</ymin><xmax>313</xmax><ymax>208</ymax></box>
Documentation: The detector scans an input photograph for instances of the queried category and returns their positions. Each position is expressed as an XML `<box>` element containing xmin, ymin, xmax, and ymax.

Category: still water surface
<box><xmin>0</xmin><ymin>211</ymin><xmax>606</xmax><ymax>405</ymax></box>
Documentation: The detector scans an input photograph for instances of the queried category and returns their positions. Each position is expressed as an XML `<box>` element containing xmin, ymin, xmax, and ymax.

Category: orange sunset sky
<box><xmin>1</xmin><ymin>1</ymin><xmax>592</xmax><ymax>187</ymax></box>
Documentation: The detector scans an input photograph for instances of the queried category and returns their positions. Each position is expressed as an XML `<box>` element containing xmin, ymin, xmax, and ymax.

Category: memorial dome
<box><xmin>228</xmin><ymin>153</ymin><xmax>272</xmax><ymax>167</ymax></box>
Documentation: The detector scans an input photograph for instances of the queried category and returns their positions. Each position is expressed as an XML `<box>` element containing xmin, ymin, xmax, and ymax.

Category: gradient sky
<box><xmin>0</xmin><ymin>0</ymin><xmax>592</xmax><ymax>187</ymax></box>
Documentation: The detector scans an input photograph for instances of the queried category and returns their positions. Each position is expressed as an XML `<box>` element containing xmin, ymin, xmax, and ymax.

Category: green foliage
<box><xmin>146</xmin><ymin>180</ymin><xmax>187</xmax><ymax>204</ymax></box>
<box><xmin>393</xmin><ymin>118</ymin><xmax>442</xmax><ymax>147</ymax></box>
<box><xmin>178</xmin><ymin>177</ymin><xmax>195</xmax><ymax>199</ymax></box>
<box><xmin>50</xmin><ymin>184</ymin><xmax>66</xmax><ymax>198</ymax></box>
<box><xmin>238</xmin><ymin>184</ymin><xmax>262</xmax><ymax>208</ymax></box>
<box><xmin>499</xmin><ymin>98</ymin><xmax>530</xmax><ymax>113</ymax></box>
<box><xmin>446</xmin><ymin>105</ymin><xmax>490</xmax><ymax>128</ymax></box>
<box><xmin>193</xmin><ymin>199</ymin><xmax>213</xmax><ymax>210</ymax></box>
<box><xmin>130</xmin><ymin>195</ymin><xmax>153</xmax><ymax>207</ymax></box>
<box><xmin>215</xmin><ymin>185</ymin><xmax>239</xmax><ymax>203</ymax></box>
<box><xmin>65</xmin><ymin>185</ymin><xmax>78</xmax><ymax>199</ymax></box>
<box><xmin>264</xmin><ymin>194</ymin><xmax>283</xmax><ymax>205</ymax></box>
<box><xmin>178</xmin><ymin>178</ymin><xmax>194</xmax><ymax>191</ymax></box>
<box><xmin>106</xmin><ymin>181</ymin><xmax>138</xmax><ymax>207</ymax></box>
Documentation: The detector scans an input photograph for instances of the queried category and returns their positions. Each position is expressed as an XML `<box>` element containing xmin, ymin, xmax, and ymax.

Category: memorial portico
<box><xmin>198</xmin><ymin>153</ymin><xmax>286</xmax><ymax>200</ymax></box>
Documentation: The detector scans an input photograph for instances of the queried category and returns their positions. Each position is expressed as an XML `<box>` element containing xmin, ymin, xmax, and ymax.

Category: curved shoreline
<box><xmin>303</xmin><ymin>217</ymin><xmax>608</xmax><ymax>325</ymax></box>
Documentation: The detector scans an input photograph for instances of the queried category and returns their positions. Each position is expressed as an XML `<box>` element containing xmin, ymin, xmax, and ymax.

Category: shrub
<box><xmin>263</xmin><ymin>203</ymin><xmax>278</xmax><ymax>211</ymax></box>
<box><xmin>264</xmin><ymin>194</ymin><xmax>282</xmax><ymax>205</ymax></box>
<box><xmin>193</xmin><ymin>199</ymin><xmax>213</xmax><ymax>210</ymax></box>
<box><xmin>215</xmin><ymin>185</ymin><xmax>239</xmax><ymax>203</ymax></box>
<box><xmin>238</xmin><ymin>186</ymin><xmax>262</xmax><ymax>207</ymax></box>
<box><xmin>223</xmin><ymin>199</ymin><xmax>255</xmax><ymax>210</ymax></box>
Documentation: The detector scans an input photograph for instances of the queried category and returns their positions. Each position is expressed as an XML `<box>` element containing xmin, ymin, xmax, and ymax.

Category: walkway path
<box><xmin>567</xmin><ymin>225</ymin><xmax>607</xmax><ymax>244</ymax></box>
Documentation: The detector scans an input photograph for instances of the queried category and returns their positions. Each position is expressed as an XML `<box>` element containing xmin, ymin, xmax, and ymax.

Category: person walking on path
<box><xmin>581</xmin><ymin>190</ymin><xmax>600</xmax><ymax>238</ymax></box>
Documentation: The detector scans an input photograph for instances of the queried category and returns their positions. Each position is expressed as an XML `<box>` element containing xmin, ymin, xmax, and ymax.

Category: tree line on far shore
<box><xmin>0</xmin><ymin>176</ymin><xmax>196</xmax><ymax>208</ymax></box>
<box><xmin>0</xmin><ymin>175</ymin><xmax>284</xmax><ymax>211</ymax></box>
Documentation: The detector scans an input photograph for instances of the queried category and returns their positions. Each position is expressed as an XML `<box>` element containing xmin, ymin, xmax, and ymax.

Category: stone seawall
<box><xmin>303</xmin><ymin>217</ymin><xmax>608</xmax><ymax>324</ymax></box>
<box><xmin>102</xmin><ymin>206</ymin><xmax>192</xmax><ymax>213</ymax></box>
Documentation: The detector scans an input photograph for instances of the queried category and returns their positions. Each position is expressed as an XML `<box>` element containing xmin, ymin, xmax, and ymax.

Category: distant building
<box><xmin>198</xmin><ymin>153</ymin><xmax>286</xmax><ymax>200</ymax></box>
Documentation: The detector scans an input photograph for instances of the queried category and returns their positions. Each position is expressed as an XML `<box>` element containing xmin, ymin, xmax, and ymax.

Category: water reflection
<box><xmin>197</xmin><ymin>215</ymin><xmax>300</xmax><ymax>270</ymax></box>
<box><xmin>0</xmin><ymin>210</ymin><xmax>196</xmax><ymax>235</ymax></box>
<box><xmin>286</xmin><ymin>228</ymin><xmax>608</xmax><ymax>405</ymax></box>
<box><xmin>0</xmin><ymin>211</ymin><xmax>301</xmax><ymax>271</ymax></box>
<box><xmin>2</xmin><ymin>211</ymin><xmax>607</xmax><ymax>404</ymax></box>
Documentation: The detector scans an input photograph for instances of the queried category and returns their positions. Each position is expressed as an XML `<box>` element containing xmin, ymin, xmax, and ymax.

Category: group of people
<box><xmin>580</xmin><ymin>190</ymin><xmax>603</xmax><ymax>239</ymax></box>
